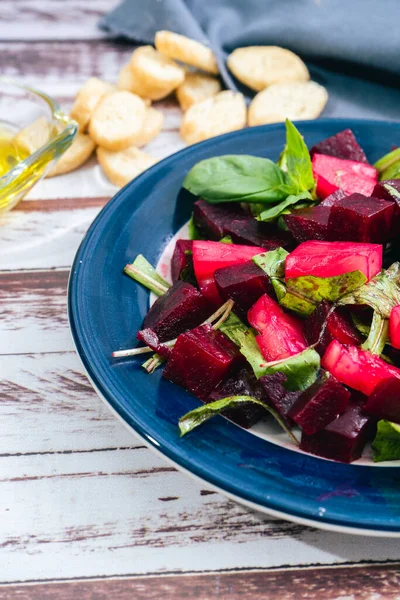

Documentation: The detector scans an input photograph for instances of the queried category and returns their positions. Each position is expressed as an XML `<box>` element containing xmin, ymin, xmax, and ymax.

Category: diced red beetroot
<box><xmin>193</xmin><ymin>199</ymin><xmax>246</xmax><ymax>240</ymax></box>
<box><xmin>284</xmin><ymin>205</ymin><xmax>330</xmax><ymax>243</ymax></box>
<box><xmin>327</xmin><ymin>194</ymin><xmax>395</xmax><ymax>244</ymax></box>
<box><xmin>364</xmin><ymin>377</ymin><xmax>400</xmax><ymax>424</ymax></box>
<box><xmin>304</xmin><ymin>300</ymin><xmax>362</xmax><ymax>355</ymax></box>
<box><xmin>372</xmin><ymin>180</ymin><xmax>400</xmax><ymax>237</ymax></box>
<box><xmin>214</xmin><ymin>261</ymin><xmax>274</xmax><ymax>321</ymax></box>
<box><xmin>310</xmin><ymin>129</ymin><xmax>369</xmax><ymax>163</ymax></box>
<box><xmin>192</xmin><ymin>240</ymin><xmax>265</xmax><ymax>305</ymax></box>
<box><xmin>248</xmin><ymin>294</ymin><xmax>307</xmax><ymax>362</ymax></box>
<box><xmin>288</xmin><ymin>370</ymin><xmax>351</xmax><ymax>435</ymax></box>
<box><xmin>142</xmin><ymin>281</ymin><xmax>211</xmax><ymax>342</ymax></box>
<box><xmin>390</xmin><ymin>305</ymin><xmax>400</xmax><ymax>350</ymax></box>
<box><xmin>321</xmin><ymin>340</ymin><xmax>400</xmax><ymax>396</ymax></box>
<box><xmin>136</xmin><ymin>328</ymin><xmax>171</xmax><ymax>357</ymax></box>
<box><xmin>224</xmin><ymin>219</ymin><xmax>294</xmax><ymax>250</ymax></box>
<box><xmin>320</xmin><ymin>188</ymin><xmax>346</xmax><ymax>207</ymax></box>
<box><xmin>285</xmin><ymin>240</ymin><xmax>382</xmax><ymax>281</ymax></box>
<box><xmin>171</xmin><ymin>240</ymin><xmax>193</xmax><ymax>283</ymax></box>
<box><xmin>312</xmin><ymin>154</ymin><xmax>378</xmax><ymax>200</ymax></box>
<box><xmin>162</xmin><ymin>324</ymin><xmax>240</xmax><ymax>400</ymax></box>
<box><xmin>300</xmin><ymin>398</ymin><xmax>376</xmax><ymax>463</ymax></box>
<box><xmin>372</xmin><ymin>179</ymin><xmax>400</xmax><ymax>202</ymax></box>
<box><xmin>208</xmin><ymin>366</ymin><xmax>266</xmax><ymax>428</ymax></box>
<box><xmin>259</xmin><ymin>372</ymin><xmax>301</xmax><ymax>425</ymax></box>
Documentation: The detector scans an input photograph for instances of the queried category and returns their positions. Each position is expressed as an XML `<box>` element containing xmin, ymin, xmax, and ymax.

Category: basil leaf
<box><xmin>280</xmin><ymin>119</ymin><xmax>315</xmax><ymax>195</ymax></box>
<box><xmin>381</xmin><ymin>161</ymin><xmax>400</xmax><ymax>181</ymax></box>
<box><xmin>374</xmin><ymin>147</ymin><xmax>400</xmax><ymax>173</ymax></box>
<box><xmin>178</xmin><ymin>394</ymin><xmax>299</xmax><ymax>444</ymax></box>
<box><xmin>361</xmin><ymin>312</ymin><xmax>388</xmax><ymax>355</ymax></box>
<box><xmin>219</xmin><ymin>235</ymin><xmax>233</xmax><ymax>244</ymax></box>
<box><xmin>372</xmin><ymin>420</ymin><xmax>400</xmax><ymax>462</ymax></box>
<box><xmin>219</xmin><ymin>313</ymin><xmax>267</xmax><ymax>379</ymax></box>
<box><xmin>253</xmin><ymin>248</ymin><xmax>288</xmax><ymax>278</ymax></box>
<box><xmin>339</xmin><ymin>263</ymin><xmax>400</xmax><ymax>318</ymax></box>
<box><xmin>279</xmin><ymin>271</ymin><xmax>367</xmax><ymax>317</ymax></box>
<box><xmin>124</xmin><ymin>255</ymin><xmax>170</xmax><ymax>296</ymax></box>
<box><xmin>182</xmin><ymin>155</ymin><xmax>290</xmax><ymax>204</ymax></box>
<box><xmin>258</xmin><ymin>348</ymin><xmax>320</xmax><ymax>391</ymax></box>
<box><xmin>258</xmin><ymin>191</ymin><xmax>312</xmax><ymax>222</ymax></box>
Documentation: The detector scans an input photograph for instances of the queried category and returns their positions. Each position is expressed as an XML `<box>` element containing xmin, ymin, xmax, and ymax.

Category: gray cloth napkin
<box><xmin>100</xmin><ymin>0</ymin><xmax>400</xmax><ymax>120</ymax></box>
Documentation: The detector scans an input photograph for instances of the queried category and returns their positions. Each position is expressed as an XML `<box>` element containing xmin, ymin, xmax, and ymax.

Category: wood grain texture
<box><xmin>2</xmin><ymin>563</ymin><xmax>400</xmax><ymax>599</ymax></box>
<box><xmin>0</xmin><ymin>0</ymin><xmax>120</xmax><ymax>40</ymax></box>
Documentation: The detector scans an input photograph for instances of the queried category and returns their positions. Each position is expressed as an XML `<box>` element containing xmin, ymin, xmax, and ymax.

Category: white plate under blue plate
<box><xmin>69</xmin><ymin>119</ymin><xmax>400</xmax><ymax>536</ymax></box>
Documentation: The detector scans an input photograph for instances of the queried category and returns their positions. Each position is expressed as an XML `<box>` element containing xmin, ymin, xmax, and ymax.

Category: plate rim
<box><xmin>68</xmin><ymin>118</ymin><xmax>400</xmax><ymax>536</ymax></box>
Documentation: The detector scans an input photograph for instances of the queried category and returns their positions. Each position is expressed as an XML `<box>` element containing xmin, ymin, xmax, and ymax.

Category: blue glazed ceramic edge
<box><xmin>68</xmin><ymin>119</ymin><xmax>400</xmax><ymax>535</ymax></box>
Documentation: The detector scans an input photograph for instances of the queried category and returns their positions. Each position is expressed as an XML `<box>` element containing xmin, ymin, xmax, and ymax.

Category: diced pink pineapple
<box><xmin>327</xmin><ymin>193</ymin><xmax>394</xmax><ymax>244</ymax></box>
<box><xmin>390</xmin><ymin>305</ymin><xmax>400</xmax><ymax>349</ymax></box>
<box><xmin>310</xmin><ymin>129</ymin><xmax>369</xmax><ymax>163</ymax></box>
<box><xmin>312</xmin><ymin>154</ymin><xmax>378</xmax><ymax>200</ymax></box>
<box><xmin>162</xmin><ymin>324</ymin><xmax>240</xmax><ymax>400</ymax></box>
<box><xmin>321</xmin><ymin>340</ymin><xmax>400</xmax><ymax>396</ymax></box>
<box><xmin>248</xmin><ymin>294</ymin><xmax>307</xmax><ymax>362</ymax></box>
<box><xmin>300</xmin><ymin>398</ymin><xmax>376</xmax><ymax>463</ymax></box>
<box><xmin>285</xmin><ymin>240</ymin><xmax>382</xmax><ymax>281</ymax></box>
<box><xmin>288</xmin><ymin>370</ymin><xmax>351</xmax><ymax>435</ymax></box>
<box><xmin>364</xmin><ymin>378</ymin><xmax>400</xmax><ymax>424</ymax></box>
<box><xmin>192</xmin><ymin>240</ymin><xmax>264</xmax><ymax>305</ymax></box>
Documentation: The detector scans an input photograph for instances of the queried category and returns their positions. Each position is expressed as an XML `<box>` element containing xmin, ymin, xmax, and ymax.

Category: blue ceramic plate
<box><xmin>69</xmin><ymin>119</ymin><xmax>400</xmax><ymax>536</ymax></box>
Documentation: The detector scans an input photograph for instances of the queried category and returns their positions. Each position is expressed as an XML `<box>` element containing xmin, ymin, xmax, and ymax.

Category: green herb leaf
<box><xmin>188</xmin><ymin>214</ymin><xmax>204</xmax><ymax>240</ymax></box>
<box><xmin>258</xmin><ymin>348</ymin><xmax>321</xmax><ymax>391</ymax></box>
<box><xmin>279</xmin><ymin>271</ymin><xmax>367</xmax><ymax>317</ymax></box>
<box><xmin>219</xmin><ymin>235</ymin><xmax>233</xmax><ymax>244</ymax></box>
<box><xmin>381</xmin><ymin>161</ymin><xmax>400</xmax><ymax>181</ymax></box>
<box><xmin>253</xmin><ymin>248</ymin><xmax>288</xmax><ymax>278</ymax></box>
<box><xmin>351</xmin><ymin>312</ymin><xmax>371</xmax><ymax>337</ymax></box>
<box><xmin>383</xmin><ymin>183</ymin><xmax>400</xmax><ymax>200</ymax></box>
<box><xmin>182</xmin><ymin>155</ymin><xmax>290</xmax><ymax>204</ymax></box>
<box><xmin>372</xmin><ymin>420</ymin><xmax>400</xmax><ymax>462</ymax></box>
<box><xmin>178</xmin><ymin>394</ymin><xmax>299</xmax><ymax>444</ymax></box>
<box><xmin>219</xmin><ymin>313</ymin><xmax>267</xmax><ymax>379</ymax></box>
<box><xmin>124</xmin><ymin>255</ymin><xmax>171</xmax><ymax>296</ymax></box>
<box><xmin>258</xmin><ymin>191</ymin><xmax>312</xmax><ymax>222</ymax></box>
<box><xmin>361</xmin><ymin>312</ymin><xmax>389</xmax><ymax>355</ymax></box>
<box><xmin>339</xmin><ymin>263</ymin><xmax>400</xmax><ymax>318</ymax></box>
<box><xmin>374</xmin><ymin>147</ymin><xmax>400</xmax><ymax>173</ymax></box>
<box><xmin>280</xmin><ymin>119</ymin><xmax>315</xmax><ymax>195</ymax></box>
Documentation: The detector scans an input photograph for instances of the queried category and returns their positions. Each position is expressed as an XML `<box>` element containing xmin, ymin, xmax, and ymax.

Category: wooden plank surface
<box><xmin>0</xmin><ymin>1</ymin><xmax>121</xmax><ymax>40</ymax></box>
<box><xmin>1</xmin><ymin>563</ymin><xmax>400</xmax><ymax>600</ymax></box>
<box><xmin>1</xmin><ymin>0</ymin><xmax>399</xmax><ymax>595</ymax></box>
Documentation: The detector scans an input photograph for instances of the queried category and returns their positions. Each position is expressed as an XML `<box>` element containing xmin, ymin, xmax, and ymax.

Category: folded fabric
<box><xmin>100</xmin><ymin>0</ymin><xmax>400</xmax><ymax>120</ymax></box>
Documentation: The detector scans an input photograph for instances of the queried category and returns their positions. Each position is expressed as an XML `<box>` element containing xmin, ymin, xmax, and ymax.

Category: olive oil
<box><xmin>0</xmin><ymin>123</ymin><xmax>28</xmax><ymax>177</ymax></box>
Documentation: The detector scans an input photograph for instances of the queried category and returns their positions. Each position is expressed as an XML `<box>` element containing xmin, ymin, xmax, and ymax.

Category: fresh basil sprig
<box><xmin>182</xmin><ymin>120</ymin><xmax>315</xmax><ymax>210</ymax></box>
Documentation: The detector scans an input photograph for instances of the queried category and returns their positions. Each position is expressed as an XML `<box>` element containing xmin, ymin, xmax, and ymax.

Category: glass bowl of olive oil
<box><xmin>0</xmin><ymin>79</ymin><xmax>77</xmax><ymax>214</ymax></box>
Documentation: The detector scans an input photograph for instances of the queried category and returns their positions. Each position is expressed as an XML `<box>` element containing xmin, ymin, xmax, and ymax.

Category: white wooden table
<box><xmin>1</xmin><ymin>2</ymin><xmax>400</xmax><ymax>598</ymax></box>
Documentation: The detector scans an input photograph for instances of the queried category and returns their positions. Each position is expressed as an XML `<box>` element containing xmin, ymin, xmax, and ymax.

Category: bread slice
<box><xmin>117</xmin><ymin>64</ymin><xmax>152</xmax><ymax>106</ymax></box>
<box><xmin>248</xmin><ymin>81</ymin><xmax>328</xmax><ymax>125</ymax></box>
<box><xmin>70</xmin><ymin>78</ymin><xmax>115</xmax><ymax>132</ymax></box>
<box><xmin>129</xmin><ymin>46</ymin><xmax>185</xmax><ymax>101</ymax></box>
<box><xmin>227</xmin><ymin>46</ymin><xmax>309</xmax><ymax>92</ymax></box>
<box><xmin>176</xmin><ymin>72</ymin><xmax>221</xmax><ymax>111</ymax></box>
<box><xmin>47</xmin><ymin>133</ymin><xmax>95</xmax><ymax>177</ymax></box>
<box><xmin>155</xmin><ymin>30</ymin><xmax>218</xmax><ymax>75</ymax></box>
<box><xmin>97</xmin><ymin>146</ymin><xmax>157</xmax><ymax>187</ymax></box>
<box><xmin>180</xmin><ymin>90</ymin><xmax>246</xmax><ymax>144</ymax></box>
<box><xmin>14</xmin><ymin>116</ymin><xmax>51</xmax><ymax>154</ymax></box>
<box><xmin>130</xmin><ymin>107</ymin><xmax>164</xmax><ymax>148</ymax></box>
<box><xmin>89</xmin><ymin>91</ymin><xmax>146</xmax><ymax>151</ymax></box>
